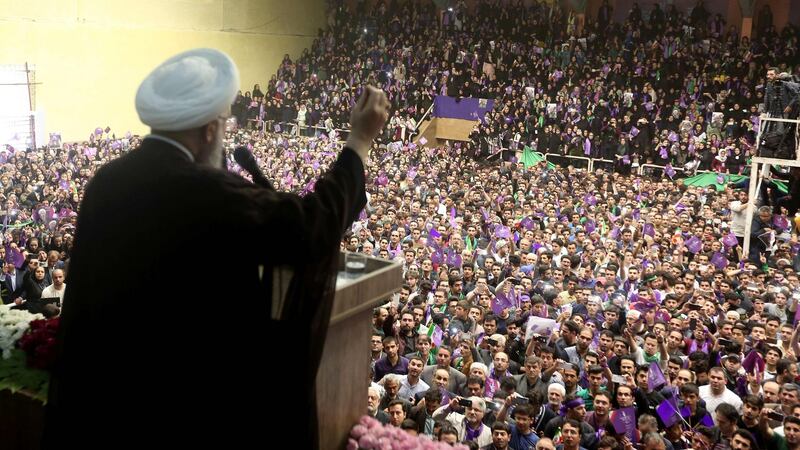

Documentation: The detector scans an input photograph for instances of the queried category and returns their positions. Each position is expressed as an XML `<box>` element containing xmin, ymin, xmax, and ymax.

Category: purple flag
<box><xmin>659</xmin><ymin>147</ymin><xmax>668</xmax><ymax>159</ymax></box>
<box><xmin>446</xmin><ymin>252</ymin><xmax>463</xmax><ymax>268</ymax></box>
<box><xmin>711</xmin><ymin>252</ymin><xmax>728</xmax><ymax>269</ymax></box>
<box><xmin>480</xmin><ymin>207</ymin><xmax>490</xmax><ymax>221</ymax></box>
<box><xmin>585</xmin><ymin>220</ymin><xmax>596</xmax><ymax>234</ymax></box>
<box><xmin>520</xmin><ymin>217</ymin><xmax>535</xmax><ymax>230</ymax></box>
<box><xmin>419</xmin><ymin>137</ymin><xmax>428</xmax><ymax>145</ymax></box>
<box><xmin>610</xmin><ymin>226</ymin><xmax>620</xmax><ymax>239</ymax></box>
<box><xmin>656</xmin><ymin>396</ymin><xmax>682</xmax><ymax>428</ymax></box>
<box><xmin>430</xmin><ymin>228</ymin><xmax>441</xmax><ymax>239</ymax></box>
<box><xmin>665</xmin><ymin>164</ymin><xmax>676</xmax><ymax>179</ymax></box>
<box><xmin>584</xmin><ymin>138</ymin><xmax>591</xmax><ymax>155</ymax></box>
<box><xmin>723</xmin><ymin>233</ymin><xmax>739</xmax><ymax>248</ymax></box>
<box><xmin>491</xmin><ymin>296</ymin><xmax>506</xmax><ymax>315</ymax></box>
<box><xmin>610</xmin><ymin>407</ymin><xmax>637</xmax><ymax>440</ymax></box>
<box><xmin>647</xmin><ymin>362</ymin><xmax>667</xmax><ymax>392</ymax></box>
<box><xmin>584</xmin><ymin>194</ymin><xmax>597</xmax><ymax>206</ymax></box>
<box><xmin>632</xmin><ymin>209</ymin><xmax>641</xmax><ymax>220</ymax></box>
<box><xmin>685</xmin><ymin>236</ymin><xmax>702</xmax><ymax>253</ymax></box>
<box><xmin>376</xmin><ymin>174</ymin><xmax>388</xmax><ymax>186</ymax></box>
<box><xmin>622</xmin><ymin>155</ymin><xmax>630</xmax><ymax>165</ymax></box>
<box><xmin>450</xmin><ymin>206</ymin><xmax>457</xmax><ymax>219</ymax></box>
<box><xmin>742</xmin><ymin>351</ymin><xmax>765</xmax><ymax>376</ymax></box>
<box><xmin>668</xmin><ymin>131</ymin><xmax>679</xmax><ymax>142</ymax></box>
<box><xmin>430</xmin><ymin>249</ymin><xmax>444</xmax><ymax>265</ymax></box>
<box><xmin>675</xmin><ymin>203</ymin><xmax>686</xmax><ymax>213</ymax></box>
<box><xmin>431</xmin><ymin>325</ymin><xmax>444</xmax><ymax>347</ymax></box>
<box><xmin>774</xmin><ymin>215</ymin><xmax>790</xmax><ymax>231</ymax></box>
<box><xmin>643</xmin><ymin>223</ymin><xmax>655</xmax><ymax>237</ymax></box>
<box><xmin>629</xmin><ymin>127</ymin><xmax>639</xmax><ymax>137</ymax></box>
<box><xmin>495</xmin><ymin>226</ymin><xmax>511</xmax><ymax>239</ymax></box>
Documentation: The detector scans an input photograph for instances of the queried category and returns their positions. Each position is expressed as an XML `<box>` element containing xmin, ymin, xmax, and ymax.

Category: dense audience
<box><xmin>2</xmin><ymin>1</ymin><xmax>800</xmax><ymax>449</ymax></box>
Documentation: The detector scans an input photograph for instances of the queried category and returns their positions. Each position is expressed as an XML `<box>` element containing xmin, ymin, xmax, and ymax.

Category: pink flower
<box><xmin>346</xmin><ymin>438</ymin><xmax>359</xmax><ymax>450</ymax></box>
<box><xmin>360</xmin><ymin>415</ymin><xmax>381</xmax><ymax>429</ymax></box>
<box><xmin>350</xmin><ymin>424</ymin><xmax>368</xmax><ymax>439</ymax></box>
<box><xmin>359</xmin><ymin>434</ymin><xmax>378</xmax><ymax>449</ymax></box>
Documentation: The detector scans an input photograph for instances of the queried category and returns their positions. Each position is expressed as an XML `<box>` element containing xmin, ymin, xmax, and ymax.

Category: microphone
<box><xmin>233</xmin><ymin>146</ymin><xmax>273</xmax><ymax>190</ymax></box>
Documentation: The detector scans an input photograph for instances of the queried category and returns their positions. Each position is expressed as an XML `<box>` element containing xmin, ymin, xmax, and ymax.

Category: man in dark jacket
<box><xmin>43</xmin><ymin>48</ymin><xmax>390</xmax><ymax>450</ymax></box>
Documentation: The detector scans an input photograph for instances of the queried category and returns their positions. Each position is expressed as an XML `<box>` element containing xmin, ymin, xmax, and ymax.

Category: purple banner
<box><xmin>433</xmin><ymin>96</ymin><xmax>495</xmax><ymax>123</ymax></box>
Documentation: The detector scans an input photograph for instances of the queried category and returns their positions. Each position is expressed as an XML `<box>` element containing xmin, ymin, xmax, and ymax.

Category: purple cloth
<box><xmin>774</xmin><ymin>215</ymin><xmax>790</xmax><ymax>231</ymax></box>
<box><xmin>647</xmin><ymin>362</ymin><xmax>667</xmax><ymax>391</ymax></box>
<box><xmin>431</xmin><ymin>326</ymin><xmax>444</xmax><ymax>347</ymax></box>
<box><xmin>723</xmin><ymin>233</ymin><xmax>739</xmax><ymax>248</ymax></box>
<box><xmin>432</xmin><ymin>96</ymin><xmax>495</xmax><ymax>123</ymax></box>
<box><xmin>521</xmin><ymin>217</ymin><xmax>535</xmax><ymax>230</ymax></box>
<box><xmin>711</xmin><ymin>252</ymin><xmax>728</xmax><ymax>269</ymax></box>
<box><xmin>742</xmin><ymin>350</ymin><xmax>765</xmax><ymax>375</ymax></box>
<box><xmin>495</xmin><ymin>226</ymin><xmax>511</xmax><ymax>239</ymax></box>
<box><xmin>665</xmin><ymin>164</ymin><xmax>676</xmax><ymax>179</ymax></box>
<box><xmin>656</xmin><ymin>396</ymin><xmax>682</xmax><ymax>428</ymax></box>
<box><xmin>610</xmin><ymin>407</ymin><xmax>636</xmax><ymax>440</ymax></box>
<box><xmin>685</xmin><ymin>236</ymin><xmax>702</xmax><ymax>253</ymax></box>
<box><xmin>643</xmin><ymin>223</ymin><xmax>655</xmax><ymax>237</ymax></box>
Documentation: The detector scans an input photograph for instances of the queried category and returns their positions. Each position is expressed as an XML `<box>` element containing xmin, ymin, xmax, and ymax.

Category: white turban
<box><xmin>135</xmin><ymin>48</ymin><xmax>240</xmax><ymax>131</ymax></box>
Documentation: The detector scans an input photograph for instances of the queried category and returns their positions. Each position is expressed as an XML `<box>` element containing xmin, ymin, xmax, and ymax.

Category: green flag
<box><xmin>522</xmin><ymin>146</ymin><xmax>556</xmax><ymax>170</ymax></box>
<box><xmin>682</xmin><ymin>172</ymin><xmax>788</xmax><ymax>194</ymax></box>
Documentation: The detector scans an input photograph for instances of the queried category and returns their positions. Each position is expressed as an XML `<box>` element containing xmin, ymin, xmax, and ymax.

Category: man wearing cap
<box><xmin>44</xmin><ymin>49</ymin><xmax>390</xmax><ymax>449</ymax></box>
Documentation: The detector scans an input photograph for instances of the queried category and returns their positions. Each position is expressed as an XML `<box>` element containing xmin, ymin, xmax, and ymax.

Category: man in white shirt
<box><xmin>699</xmin><ymin>367</ymin><xmax>743</xmax><ymax>423</ymax></box>
<box><xmin>729</xmin><ymin>190</ymin><xmax>750</xmax><ymax>241</ymax></box>
<box><xmin>396</xmin><ymin>356</ymin><xmax>430</xmax><ymax>402</ymax></box>
<box><xmin>41</xmin><ymin>269</ymin><xmax>66</xmax><ymax>305</ymax></box>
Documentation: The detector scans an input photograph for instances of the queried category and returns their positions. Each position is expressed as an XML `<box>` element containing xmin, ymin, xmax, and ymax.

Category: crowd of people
<box><xmin>2</xmin><ymin>0</ymin><xmax>800</xmax><ymax>449</ymax></box>
<box><xmin>233</xmin><ymin>0</ymin><xmax>799</xmax><ymax>175</ymax></box>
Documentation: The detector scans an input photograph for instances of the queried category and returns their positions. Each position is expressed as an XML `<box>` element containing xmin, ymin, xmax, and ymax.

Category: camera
<box><xmin>767</xmin><ymin>410</ymin><xmax>785</xmax><ymax>422</ymax></box>
<box><xmin>458</xmin><ymin>398</ymin><xmax>473</xmax><ymax>408</ymax></box>
<box><xmin>512</xmin><ymin>396</ymin><xmax>530</xmax><ymax>405</ymax></box>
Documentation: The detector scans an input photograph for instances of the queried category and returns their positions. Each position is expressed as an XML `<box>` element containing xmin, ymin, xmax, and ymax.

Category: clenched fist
<box><xmin>346</xmin><ymin>86</ymin><xmax>390</xmax><ymax>161</ymax></box>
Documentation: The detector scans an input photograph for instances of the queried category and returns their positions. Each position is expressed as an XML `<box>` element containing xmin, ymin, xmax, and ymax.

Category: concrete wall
<box><xmin>0</xmin><ymin>0</ymin><xmax>326</xmax><ymax>141</ymax></box>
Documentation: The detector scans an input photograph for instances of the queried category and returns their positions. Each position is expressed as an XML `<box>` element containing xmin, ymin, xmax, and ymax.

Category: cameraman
<box><xmin>762</xmin><ymin>68</ymin><xmax>800</xmax><ymax>157</ymax></box>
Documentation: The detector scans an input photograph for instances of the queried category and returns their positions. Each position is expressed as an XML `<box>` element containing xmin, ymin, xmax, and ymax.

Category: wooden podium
<box><xmin>316</xmin><ymin>254</ymin><xmax>402</xmax><ymax>450</ymax></box>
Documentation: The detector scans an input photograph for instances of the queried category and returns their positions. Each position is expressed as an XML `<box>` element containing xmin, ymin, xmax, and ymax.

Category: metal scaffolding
<box><xmin>742</xmin><ymin>114</ymin><xmax>800</xmax><ymax>259</ymax></box>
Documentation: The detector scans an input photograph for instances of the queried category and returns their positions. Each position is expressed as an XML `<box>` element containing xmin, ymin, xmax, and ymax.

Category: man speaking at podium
<box><xmin>43</xmin><ymin>48</ymin><xmax>389</xmax><ymax>449</ymax></box>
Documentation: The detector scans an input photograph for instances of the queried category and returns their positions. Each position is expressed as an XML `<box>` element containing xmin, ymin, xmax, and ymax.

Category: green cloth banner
<box><xmin>522</xmin><ymin>146</ymin><xmax>556</xmax><ymax>170</ymax></box>
<box><xmin>2</xmin><ymin>220</ymin><xmax>34</xmax><ymax>230</ymax></box>
<box><xmin>681</xmin><ymin>173</ymin><xmax>788</xmax><ymax>194</ymax></box>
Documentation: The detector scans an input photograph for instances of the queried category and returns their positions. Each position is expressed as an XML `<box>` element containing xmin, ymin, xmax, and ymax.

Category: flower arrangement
<box><xmin>0</xmin><ymin>304</ymin><xmax>44</xmax><ymax>359</ymax></box>
<box><xmin>18</xmin><ymin>317</ymin><xmax>60</xmax><ymax>370</ymax></box>
<box><xmin>348</xmin><ymin>416</ymin><xmax>469</xmax><ymax>450</ymax></box>
<box><xmin>0</xmin><ymin>305</ymin><xmax>55</xmax><ymax>402</ymax></box>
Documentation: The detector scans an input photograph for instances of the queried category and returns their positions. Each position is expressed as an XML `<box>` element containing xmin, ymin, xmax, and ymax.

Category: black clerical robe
<box><xmin>43</xmin><ymin>137</ymin><xmax>366</xmax><ymax>449</ymax></box>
